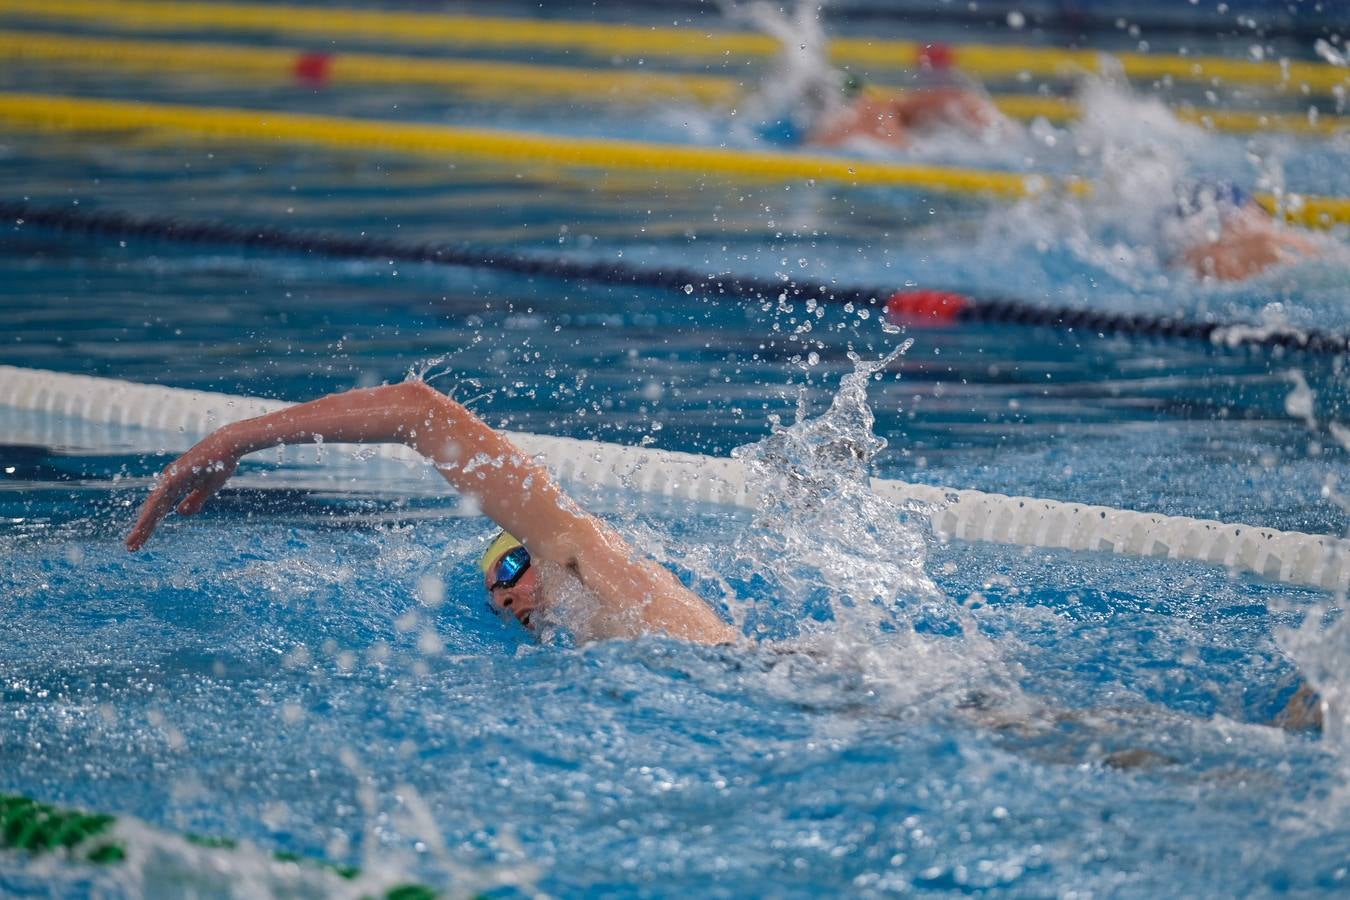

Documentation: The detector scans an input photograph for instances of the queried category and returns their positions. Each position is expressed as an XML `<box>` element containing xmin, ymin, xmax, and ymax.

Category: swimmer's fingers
<box><xmin>125</xmin><ymin>474</ymin><xmax>186</xmax><ymax>551</ymax></box>
<box><xmin>125</xmin><ymin>454</ymin><xmax>237</xmax><ymax>550</ymax></box>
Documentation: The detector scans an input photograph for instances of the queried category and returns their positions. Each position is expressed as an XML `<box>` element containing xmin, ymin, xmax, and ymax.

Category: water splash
<box><xmin>724</xmin><ymin>0</ymin><xmax>848</xmax><ymax>139</ymax></box>
<box><xmin>972</xmin><ymin>69</ymin><xmax>1314</xmax><ymax>290</ymax></box>
<box><xmin>1314</xmin><ymin>38</ymin><xmax>1348</xmax><ymax>69</ymax></box>
<box><xmin>967</xmin><ymin>72</ymin><xmax>1197</xmax><ymax>289</ymax></box>
<box><xmin>702</xmin><ymin>341</ymin><xmax>1026</xmax><ymax>719</ymax></box>
<box><xmin>1274</xmin><ymin>374</ymin><xmax>1350</xmax><ymax>753</ymax></box>
<box><xmin>729</xmin><ymin>341</ymin><xmax>938</xmax><ymax>635</ymax></box>
<box><xmin>1285</xmin><ymin>369</ymin><xmax>1318</xmax><ymax>428</ymax></box>
<box><xmin>1279</xmin><ymin>604</ymin><xmax>1349</xmax><ymax>748</ymax></box>
<box><xmin>1314</xmin><ymin>39</ymin><xmax>1348</xmax><ymax>114</ymax></box>
<box><xmin>408</xmin><ymin>338</ymin><xmax>486</xmax><ymax>396</ymax></box>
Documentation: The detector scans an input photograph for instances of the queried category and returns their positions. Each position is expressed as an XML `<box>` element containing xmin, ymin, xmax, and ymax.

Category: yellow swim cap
<box><xmin>479</xmin><ymin>530</ymin><xmax>523</xmax><ymax>576</ymax></box>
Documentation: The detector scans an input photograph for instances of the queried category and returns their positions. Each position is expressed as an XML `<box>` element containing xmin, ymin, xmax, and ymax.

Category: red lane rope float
<box><xmin>292</xmin><ymin>51</ymin><xmax>333</xmax><ymax>86</ymax></box>
<box><xmin>4</xmin><ymin>200</ymin><xmax>1345</xmax><ymax>355</ymax></box>
<box><xmin>915</xmin><ymin>42</ymin><xmax>957</xmax><ymax>71</ymax></box>
<box><xmin>885</xmin><ymin>289</ymin><xmax>970</xmax><ymax>327</ymax></box>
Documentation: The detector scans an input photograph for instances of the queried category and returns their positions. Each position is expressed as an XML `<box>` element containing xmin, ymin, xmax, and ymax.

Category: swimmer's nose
<box><xmin>494</xmin><ymin>591</ymin><xmax>537</xmax><ymax>628</ymax></box>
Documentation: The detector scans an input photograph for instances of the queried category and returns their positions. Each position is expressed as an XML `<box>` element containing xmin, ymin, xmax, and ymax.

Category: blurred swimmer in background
<box><xmin>808</xmin><ymin>44</ymin><xmax>1007</xmax><ymax>149</ymax></box>
<box><xmin>1057</xmin><ymin>73</ymin><xmax>1331</xmax><ymax>283</ymax></box>
<box><xmin>1166</xmin><ymin>181</ymin><xmax>1322</xmax><ymax>281</ymax></box>
<box><xmin>727</xmin><ymin>1</ymin><xmax>1008</xmax><ymax>149</ymax></box>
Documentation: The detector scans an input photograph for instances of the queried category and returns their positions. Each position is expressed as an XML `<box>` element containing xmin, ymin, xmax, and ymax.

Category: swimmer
<box><xmin>808</xmin><ymin>81</ymin><xmax>1004</xmax><ymax>149</ymax></box>
<box><xmin>124</xmin><ymin>380</ymin><xmax>738</xmax><ymax>646</ymax></box>
<box><xmin>731</xmin><ymin>0</ymin><xmax>1004</xmax><ymax>150</ymax></box>
<box><xmin>122</xmin><ymin>380</ymin><xmax>1328</xmax><ymax>735</ymax></box>
<box><xmin>1169</xmin><ymin>181</ymin><xmax>1321</xmax><ymax>281</ymax></box>
<box><xmin>808</xmin><ymin>43</ymin><xmax>1005</xmax><ymax>150</ymax></box>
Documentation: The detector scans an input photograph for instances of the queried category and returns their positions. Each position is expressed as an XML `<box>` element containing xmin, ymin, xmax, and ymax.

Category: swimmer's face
<box><xmin>485</xmin><ymin>555</ymin><xmax>542</xmax><ymax>629</ymax></box>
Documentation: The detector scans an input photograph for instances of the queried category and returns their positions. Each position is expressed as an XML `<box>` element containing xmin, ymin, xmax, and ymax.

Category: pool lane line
<box><xmin>0</xmin><ymin>30</ymin><xmax>1341</xmax><ymax>137</ymax></box>
<box><xmin>5</xmin><ymin>199</ymin><xmax>1346</xmax><ymax>358</ymax></box>
<box><xmin>0</xmin><ymin>30</ymin><xmax>742</xmax><ymax>105</ymax></box>
<box><xmin>5</xmin><ymin>363</ymin><xmax>1349</xmax><ymax>593</ymax></box>
<box><xmin>1</xmin><ymin>0</ymin><xmax>1345</xmax><ymax>95</ymax></box>
<box><xmin>0</xmin><ymin>90</ymin><xmax>1059</xmax><ymax>199</ymax></box>
<box><xmin>4</xmin><ymin>91</ymin><xmax>1350</xmax><ymax>228</ymax></box>
<box><xmin>0</xmin><ymin>792</ymin><xmax>446</xmax><ymax>899</ymax></box>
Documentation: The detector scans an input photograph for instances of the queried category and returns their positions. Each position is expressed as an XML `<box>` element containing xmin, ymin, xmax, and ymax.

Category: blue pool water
<box><xmin>4</xmin><ymin>5</ymin><xmax>1350</xmax><ymax>896</ymax></box>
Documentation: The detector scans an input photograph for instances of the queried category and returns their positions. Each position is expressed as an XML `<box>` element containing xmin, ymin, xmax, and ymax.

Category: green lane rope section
<box><xmin>0</xmin><ymin>793</ymin><xmax>125</xmax><ymax>863</ymax></box>
<box><xmin>0</xmin><ymin>30</ymin><xmax>1342</xmax><ymax>136</ymax></box>
<box><xmin>0</xmin><ymin>0</ymin><xmax>1345</xmax><ymax>93</ymax></box>
<box><xmin>0</xmin><ymin>792</ymin><xmax>442</xmax><ymax>899</ymax></box>
<box><xmin>2</xmin><ymin>91</ymin><xmax>1347</xmax><ymax>225</ymax></box>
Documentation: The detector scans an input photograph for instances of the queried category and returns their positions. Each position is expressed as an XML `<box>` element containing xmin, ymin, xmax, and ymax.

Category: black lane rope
<box><xmin>4</xmin><ymin>200</ymin><xmax>1346</xmax><ymax>355</ymax></box>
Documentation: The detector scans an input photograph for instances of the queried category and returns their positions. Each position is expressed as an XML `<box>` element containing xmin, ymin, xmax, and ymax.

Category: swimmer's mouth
<box><xmin>520</xmin><ymin>612</ymin><xmax>532</xmax><ymax>628</ymax></box>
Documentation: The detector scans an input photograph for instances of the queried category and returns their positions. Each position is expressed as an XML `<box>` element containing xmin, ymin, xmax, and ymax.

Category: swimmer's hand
<box><xmin>125</xmin><ymin>432</ymin><xmax>242</xmax><ymax>550</ymax></box>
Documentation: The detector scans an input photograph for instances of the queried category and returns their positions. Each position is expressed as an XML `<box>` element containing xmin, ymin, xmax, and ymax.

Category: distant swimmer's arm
<box><xmin>125</xmin><ymin>382</ymin><xmax>736</xmax><ymax>645</ymax></box>
<box><xmin>890</xmin><ymin>87</ymin><xmax>1001</xmax><ymax>131</ymax></box>
<box><xmin>1180</xmin><ymin>210</ymin><xmax>1321</xmax><ymax>281</ymax></box>
<box><xmin>809</xmin><ymin>96</ymin><xmax>911</xmax><ymax>148</ymax></box>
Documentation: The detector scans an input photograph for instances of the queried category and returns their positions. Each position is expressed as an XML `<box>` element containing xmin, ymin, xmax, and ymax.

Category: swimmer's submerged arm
<box><xmin>126</xmin><ymin>381</ymin><xmax>736</xmax><ymax>645</ymax></box>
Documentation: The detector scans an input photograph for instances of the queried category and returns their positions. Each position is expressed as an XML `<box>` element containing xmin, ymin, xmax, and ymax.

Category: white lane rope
<box><xmin>3</xmin><ymin>364</ymin><xmax>1346</xmax><ymax>592</ymax></box>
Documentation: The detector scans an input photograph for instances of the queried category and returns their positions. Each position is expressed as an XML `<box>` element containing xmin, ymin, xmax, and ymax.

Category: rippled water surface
<box><xmin>4</xmin><ymin>4</ymin><xmax>1350</xmax><ymax>896</ymax></box>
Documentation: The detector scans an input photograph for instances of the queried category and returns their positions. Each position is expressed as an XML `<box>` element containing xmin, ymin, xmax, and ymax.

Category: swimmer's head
<box><xmin>480</xmin><ymin>530</ymin><xmax>522</xmax><ymax>578</ymax></box>
<box><xmin>481</xmin><ymin>530</ymin><xmax>541</xmax><ymax>629</ymax></box>
<box><xmin>1173</xmin><ymin>180</ymin><xmax>1254</xmax><ymax>224</ymax></box>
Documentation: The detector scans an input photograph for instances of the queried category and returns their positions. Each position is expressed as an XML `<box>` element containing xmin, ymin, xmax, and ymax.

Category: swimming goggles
<box><xmin>487</xmin><ymin>546</ymin><xmax>531</xmax><ymax>591</ymax></box>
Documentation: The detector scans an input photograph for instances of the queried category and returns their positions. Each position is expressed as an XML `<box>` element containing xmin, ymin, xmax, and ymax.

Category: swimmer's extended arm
<box><xmin>125</xmin><ymin>381</ymin><xmax>735</xmax><ymax>645</ymax></box>
<box><xmin>810</xmin><ymin>89</ymin><xmax>1001</xmax><ymax>148</ymax></box>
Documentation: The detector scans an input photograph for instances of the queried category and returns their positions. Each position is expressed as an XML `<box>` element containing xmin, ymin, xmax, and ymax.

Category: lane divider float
<box><xmin>0</xmin><ymin>0</ymin><xmax>1345</xmax><ymax>93</ymax></box>
<box><xmin>3</xmin><ymin>364</ymin><xmax>1347</xmax><ymax>593</ymax></box>
<box><xmin>0</xmin><ymin>91</ymin><xmax>1053</xmax><ymax>199</ymax></box>
<box><xmin>0</xmin><ymin>30</ymin><xmax>1340</xmax><ymax>136</ymax></box>
<box><xmin>0</xmin><ymin>30</ymin><xmax>739</xmax><ymax>104</ymax></box>
<box><xmin>3</xmin><ymin>91</ymin><xmax>1349</xmax><ymax>227</ymax></box>
<box><xmin>5</xmin><ymin>199</ymin><xmax>1346</xmax><ymax>354</ymax></box>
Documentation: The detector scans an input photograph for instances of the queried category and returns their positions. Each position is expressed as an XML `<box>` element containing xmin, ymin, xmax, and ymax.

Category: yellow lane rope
<box><xmin>1</xmin><ymin>0</ymin><xmax>1345</xmax><ymax>95</ymax></box>
<box><xmin>0</xmin><ymin>91</ymin><xmax>1345</xmax><ymax>227</ymax></box>
<box><xmin>0</xmin><ymin>31</ymin><xmax>741</xmax><ymax>104</ymax></box>
<box><xmin>988</xmin><ymin>93</ymin><xmax>1341</xmax><ymax>136</ymax></box>
<box><xmin>1</xmin><ymin>31</ymin><xmax>1342</xmax><ymax>138</ymax></box>
<box><xmin>843</xmin><ymin>41</ymin><xmax>1350</xmax><ymax>97</ymax></box>
<box><xmin>0</xmin><ymin>91</ymin><xmax>1051</xmax><ymax>197</ymax></box>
